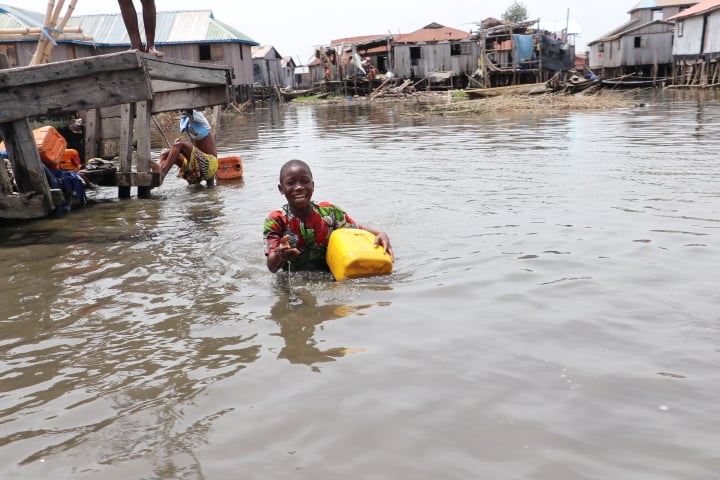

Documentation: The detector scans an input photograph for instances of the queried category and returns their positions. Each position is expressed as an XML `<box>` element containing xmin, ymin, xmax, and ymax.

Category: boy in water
<box><xmin>264</xmin><ymin>159</ymin><xmax>393</xmax><ymax>273</ymax></box>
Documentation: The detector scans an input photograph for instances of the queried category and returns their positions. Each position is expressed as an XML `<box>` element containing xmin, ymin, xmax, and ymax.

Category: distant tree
<box><xmin>502</xmin><ymin>1</ymin><xmax>528</xmax><ymax>23</ymax></box>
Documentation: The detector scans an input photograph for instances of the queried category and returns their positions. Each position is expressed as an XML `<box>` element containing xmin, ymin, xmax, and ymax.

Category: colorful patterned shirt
<box><xmin>179</xmin><ymin>146</ymin><xmax>218</xmax><ymax>184</ymax></box>
<box><xmin>264</xmin><ymin>201</ymin><xmax>360</xmax><ymax>271</ymax></box>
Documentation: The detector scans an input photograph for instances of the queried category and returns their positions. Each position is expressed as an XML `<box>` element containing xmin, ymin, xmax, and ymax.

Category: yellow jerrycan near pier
<box><xmin>326</xmin><ymin>228</ymin><xmax>393</xmax><ymax>281</ymax></box>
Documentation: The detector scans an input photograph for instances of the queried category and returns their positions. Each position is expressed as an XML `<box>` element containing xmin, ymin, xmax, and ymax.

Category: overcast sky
<box><xmin>16</xmin><ymin>0</ymin><xmax>637</xmax><ymax>63</ymax></box>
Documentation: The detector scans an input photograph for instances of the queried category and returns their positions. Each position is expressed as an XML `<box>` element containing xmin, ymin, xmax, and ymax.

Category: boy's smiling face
<box><xmin>279</xmin><ymin>163</ymin><xmax>314</xmax><ymax>213</ymax></box>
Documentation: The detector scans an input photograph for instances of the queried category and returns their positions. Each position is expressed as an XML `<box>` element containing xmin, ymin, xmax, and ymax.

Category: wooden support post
<box><xmin>85</xmin><ymin>108</ymin><xmax>101</xmax><ymax>160</ymax></box>
<box><xmin>0</xmin><ymin>54</ymin><xmax>12</xmax><ymax>195</ymax></box>
<box><xmin>118</xmin><ymin>102</ymin><xmax>135</xmax><ymax>199</ymax></box>
<box><xmin>0</xmin><ymin>148</ymin><xmax>13</xmax><ymax>196</ymax></box>
<box><xmin>211</xmin><ymin>105</ymin><xmax>222</xmax><ymax>138</ymax></box>
<box><xmin>0</xmin><ymin>120</ymin><xmax>55</xmax><ymax>217</ymax></box>
<box><xmin>135</xmin><ymin>100</ymin><xmax>152</xmax><ymax>199</ymax></box>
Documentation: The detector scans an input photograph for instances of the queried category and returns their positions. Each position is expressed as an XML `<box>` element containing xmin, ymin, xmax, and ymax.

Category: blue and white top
<box><xmin>180</xmin><ymin>110</ymin><xmax>211</xmax><ymax>140</ymax></box>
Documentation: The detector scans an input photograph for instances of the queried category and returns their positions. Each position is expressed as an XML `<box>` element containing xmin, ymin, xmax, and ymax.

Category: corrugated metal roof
<box><xmin>668</xmin><ymin>0</ymin><xmax>720</xmax><ymax>19</ymax></box>
<box><xmin>0</xmin><ymin>5</ymin><xmax>46</xmax><ymax>30</ymax></box>
<box><xmin>0</xmin><ymin>7</ymin><xmax>258</xmax><ymax>46</ymax></box>
<box><xmin>71</xmin><ymin>10</ymin><xmax>258</xmax><ymax>46</ymax></box>
<box><xmin>395</xmin><ymin>22</ymin><xmax>470</xmax><ymax>43</ymax></box>
<box><xmin>587</xmin><ymin>18</ymin><xmax>640</xmax><ymax>44</ymax></box>
<box><xmin>66</xmin><ymin>14</ymin><xmax>129</xmax><ymax>45</ymax></box>
<box><xmin>331</xmin><ymin>34</ymin><xmax>394</xmax><ymax>45</ymax></box>
<box><xmin>252</xmin><ymin>45</ymin><xmax>281</xmax><ymax>59</ymax></box>
<box><xmin>604</xmin><ymin>19</ymin><xmax>673</xmax><ymax>40</ymax></box>
<box><xmin>630</xmin><ymin>0</ymin><xmax>699</xmax><ymax>11</ymax></box>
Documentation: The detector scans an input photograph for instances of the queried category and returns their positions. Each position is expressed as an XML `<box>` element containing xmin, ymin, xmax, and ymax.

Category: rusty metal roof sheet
<box><xmin>394</xmin><ymin>22</ymin><xmax>471</xmax><ymax>43</ymax></box>
<box><xmin>630</xmin><ymin>0</ymin><xmax>699</xmax><ymax>11</ymax></box>
<box><xmin>668</xmin><ymin>0</ymin><xmax>720</xmax><ymax>19</ymax></box>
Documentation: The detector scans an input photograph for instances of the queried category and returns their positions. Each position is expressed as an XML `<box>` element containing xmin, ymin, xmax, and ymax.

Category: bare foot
<box><xmin>147</xmin><ymin>47</ymin><xmax>165</xmax><ymax>57</ymax></box>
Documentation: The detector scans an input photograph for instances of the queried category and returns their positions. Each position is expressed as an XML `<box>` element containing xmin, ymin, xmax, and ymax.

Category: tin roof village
<box><xmin>2</xmin><ymin>1</ymin><xmax>719</xmax><ymax>96</ymax></box>
<box><xmin>1</xmin><ymin>0</ymin><xmax>719</xmax><ymax>220</ymax></box>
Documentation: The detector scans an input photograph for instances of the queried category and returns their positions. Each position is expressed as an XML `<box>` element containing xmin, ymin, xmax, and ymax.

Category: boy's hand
<box><xmin>278</xmin><ymin>235</ymin><xmax>300</xmax><ymax>262</ymax></box>
<box><xmin>374</xmin><ymin>232</ymin><xmax>394</xmax><ymax>260</ymax></box>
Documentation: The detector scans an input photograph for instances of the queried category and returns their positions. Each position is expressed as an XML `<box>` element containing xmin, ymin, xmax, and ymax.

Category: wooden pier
<box><xmin>0</xmin><ymin>50</ymin><xmax>232</xmax><ymax>220</ymax></box>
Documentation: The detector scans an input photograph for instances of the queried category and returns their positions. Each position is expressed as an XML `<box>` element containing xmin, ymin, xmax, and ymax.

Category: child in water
<box><xmin>264</xmin><ymin>159</ymin><xmax>393</xmax><ymax>273</ymax></box>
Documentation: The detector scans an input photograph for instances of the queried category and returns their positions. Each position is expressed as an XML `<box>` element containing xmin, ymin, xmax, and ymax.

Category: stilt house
<box><xmin>471</xmin><ymin>18</ymin><xmax>575</xmax><ymax>88</ymax></box>
<box><xmin>586</xmin><ymin>0</ymin><xmax>699</xmax><ymax>78</ymax></box>
<box><xmin>669</xmin><ymin>0</ymin><xmax>720</xmax><ymax>86</ymax></box>
<box><xmin>281</xmin><ymin>56</ymin><xmax>296</xmax><ymax>89</ymax></box>
<box><xmin>391</xmin><ymin>22</ymin><xmax>476</xmax><ymax>88</ymax></box>
<box><xmin>252</xmin><ymin>45</ymin><xmax>284</xmax><ymax>87</ymax></box>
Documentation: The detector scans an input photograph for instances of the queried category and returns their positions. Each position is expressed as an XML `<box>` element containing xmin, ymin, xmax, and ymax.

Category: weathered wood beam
<box><xmin>0</xmin><ymin>70</ymin><xmax>153</xmax><ymax>122</ymax></box>
<box><xmin>151</xmin><ymin>85</ymin><xmax>230</xmax><ymax>113</ymax></box>
<box><xmin>0</xmin><ymin>50</ymin><xmax>145</xmax><ymax>88</ymax></box>
<box><xmin>0</xmin><ymin>192</ymin><xmax>49</xmax><ymax>219</ymax></box>
<box><xmin>0</xmin><ymin>120</ymin><xmax>54</xmax><ymax>213</ymax></box>
<box><xmin>143</xmin><ymin>56</ymin><xmax>232</xmax><ymax>86</ymax></box>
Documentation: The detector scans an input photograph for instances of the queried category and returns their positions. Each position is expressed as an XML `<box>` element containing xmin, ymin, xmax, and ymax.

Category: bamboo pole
<box><xmin>29</xmin><ymin>0</ymin><xmax>78</xmax><ymax>66</ymax></box>
<box><xmin>0</xmin><ymin>27</ymin><xmax>83</xmax><ymax>35</ymax></box>
<box><xmin>29</xmin><ymin>0</ymin><xmax>55</xmax><ymax>65</ymax></box>
<box><xmin>0</xmin><ymin>33</ymin><xmax>91</xmax><ymax>42</ymax></box>
<box><xmin>37</xmin><ymin>0</ymin><xmax>77</xmax><ymax>65</ymax></box>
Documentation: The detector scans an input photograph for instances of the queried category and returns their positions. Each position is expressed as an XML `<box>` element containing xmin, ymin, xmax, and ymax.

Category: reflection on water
<box><xmin>268</xmin><ymin>275</ymin><xmax>390</xmax><ymax>369</ymax></box>
<box><xmin>2</xmin><ymin>90</ymin><xmax>720</xmax><ymax>479</ymax></box>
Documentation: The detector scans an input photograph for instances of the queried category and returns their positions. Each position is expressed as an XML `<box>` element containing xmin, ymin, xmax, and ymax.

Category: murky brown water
<box><xmin>2</xmin><ymin>90</ymin><xmax>720</xmax><ymax>479</ymax></box>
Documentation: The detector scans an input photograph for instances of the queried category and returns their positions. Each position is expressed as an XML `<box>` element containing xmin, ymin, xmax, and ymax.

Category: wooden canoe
<box><xmin>465</xmin><ymin>82</ymin><xmax>549</xmax><ymax>99</ymax></box>
<box><xmin>601</xmin><ymin>77</ymin><xmax>668</xmax><ymax>89</ymax></box>
<box><xmin>216</xmin><ymin>156</ymin><xmax>243</xmax><ymax>180</ymax></box>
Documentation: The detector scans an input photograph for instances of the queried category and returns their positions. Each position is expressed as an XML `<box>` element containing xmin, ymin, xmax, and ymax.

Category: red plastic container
<box><xmin>33</xmin><ymin>126</ymin><xmax>67</xmax><ymax>168</ymax></box>
<box><xmin>216</xmin><ymin>155</ymin><xmax>243</xmax><ymax>179</ymax></box>
<box><xmin>59</xmin><ymin>148</ymin><xmax>81</xmax><ymax>171</ymax></box>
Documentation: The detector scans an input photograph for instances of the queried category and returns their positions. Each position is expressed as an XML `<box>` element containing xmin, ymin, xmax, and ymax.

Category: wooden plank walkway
<box><xmin>0</xmin><ymin>50</ymin><xmax>232</xmax><ymax>220</ymax></box>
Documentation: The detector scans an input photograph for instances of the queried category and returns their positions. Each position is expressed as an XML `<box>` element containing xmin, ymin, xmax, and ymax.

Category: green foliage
<box><xmin>502</xmin><ymin>1</ymin><xmax>528</xmax><ymax>23</ymax></box>
<box><xmin>29</xmin><ymin>117</ymin><xmax>72</xmax><ymax>130</ymax></box>
<box><xmin>294</xmin><ymin>95</ymin><xmax>321</xmax><ymax>102</ymax></box>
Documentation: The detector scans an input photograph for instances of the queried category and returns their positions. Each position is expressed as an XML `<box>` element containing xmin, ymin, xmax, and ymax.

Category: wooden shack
<box><xmin>587</xmin><ymin>0</ymin><xmax>699</xmax><ymax>78</ymax></box>
<box><xmin>281</xmin><ymin>56</ymin><xmax>297</xmax><ymax>89</ymax></box>
<box><xmin>252</xmin><ymin>45</ymin><xmax>284</xmax><ymax>87</ymax></box>
<box><xmin>469</xmin><ymin>18</ymin><xmax>576</xmax><ymax>88</ymax></box>
<box><xmin>391</xmin><ymin>23</ymin><xmax>476</xmax><ymax>88</ymax></box>
<box><xmin>669</xmin><ymin>0</ymin><xmax>720</xmax><ymax>86</ymax></box>
<box><xmin>588</xmin><ymin>20</ymin><xmax>676</xmax><ymax>79</ymax></box>
<box><xmin>0</xmin><ymin>50</ymin><xmax>232</xmax><ymax>220</ymax></box>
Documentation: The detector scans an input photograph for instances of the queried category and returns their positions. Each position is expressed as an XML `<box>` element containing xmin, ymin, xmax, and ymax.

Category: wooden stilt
<box><xmin>135</xmin><ymin>101</ymin><xmax>152</xmax><ymax>199</ymax></box>
<box><xmin>0</xmin><ymin>120</ymin><xmax>56</xmax><ymax>217</ymax></box>
<box><xmin>118</xmin><ymin>103</ymin><xmax>135</xmax><ymax>199</ymax></box>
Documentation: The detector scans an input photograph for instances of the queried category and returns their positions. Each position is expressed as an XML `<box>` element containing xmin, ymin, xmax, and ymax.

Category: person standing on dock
<box><xmin>158</xmin><ymin>109</ymin><xmax>219</xmax><ymax>187</ymax></box>
<box><xmin>118</xmin><ymin>0</ymin><xmax>165</xmax><ymax>57</ymax></box>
